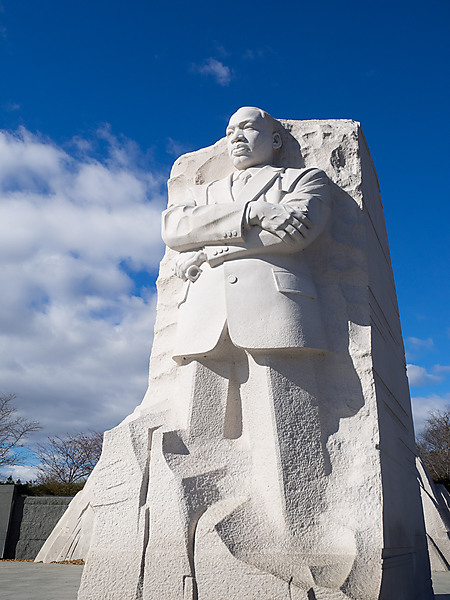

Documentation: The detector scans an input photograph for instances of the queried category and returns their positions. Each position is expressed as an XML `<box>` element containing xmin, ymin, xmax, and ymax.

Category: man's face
<box><xmin>226</xmin><ymin>107</ymin><xmax>280</xmax><ymax>170</ymax></box>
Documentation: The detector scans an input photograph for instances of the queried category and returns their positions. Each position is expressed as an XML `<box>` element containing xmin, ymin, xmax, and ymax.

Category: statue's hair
<box><xmin>230</xmin><ymin>106</ymin><xmax>283</xmax><ymax>143</ymax></box>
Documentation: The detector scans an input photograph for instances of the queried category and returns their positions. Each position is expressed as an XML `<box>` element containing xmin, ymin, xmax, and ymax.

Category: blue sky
<box><xmin>0</xmin><ymin>0</ymin><xmax>449</xmax><ymax>477</ymax></box>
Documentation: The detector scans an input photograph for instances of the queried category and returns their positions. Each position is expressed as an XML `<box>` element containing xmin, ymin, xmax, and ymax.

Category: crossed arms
<box><xmin>162</xmin><ymin>167</ymin><xmax>331</xmax><ymax>280</ymax></box>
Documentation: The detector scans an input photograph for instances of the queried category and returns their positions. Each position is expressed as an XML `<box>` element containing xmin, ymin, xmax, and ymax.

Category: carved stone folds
<box><xmin>37</xmin><ymin>113</ymin><xmax>433</xmax><ymax>600</ymax></box>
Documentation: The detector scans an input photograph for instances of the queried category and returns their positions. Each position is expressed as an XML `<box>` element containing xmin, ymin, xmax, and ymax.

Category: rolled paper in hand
<box><xmin>186</xmin><ymin>264</ymin><xmax>201</xmax><ymax>282</ymax></box>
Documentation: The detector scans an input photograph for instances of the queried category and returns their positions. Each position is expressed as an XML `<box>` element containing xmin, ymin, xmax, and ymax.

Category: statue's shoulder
<box><xmin>188</xmin><ymin>182</ymin><xmax>211</xmax><ymax>203</ymax></box>
<box><xmin>187</xmin><ymin>174</ymin><xmax>232</xmax><ymax>205</ymax></box>
<box><xmin>281</xmin><ymin>167</ymin><xmax>327</xmax><ymax>192</ymax></box>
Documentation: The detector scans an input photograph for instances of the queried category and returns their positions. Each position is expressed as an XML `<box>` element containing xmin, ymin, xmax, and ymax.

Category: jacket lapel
<box><xmin>235</xmin><ymin>165</ymin><xmax>283</xmax><ymax>205</ymax></box>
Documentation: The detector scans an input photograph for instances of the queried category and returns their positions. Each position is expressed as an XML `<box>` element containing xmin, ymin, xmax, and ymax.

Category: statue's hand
<box><xmin>174</xmin><ymin>250</ymin><xmax>207</xmax><ymax>280</ymax></box>
<box><xmin>247</xmin><ymin>200</ymin><xmax>312</xmax><ymax>245</ymax></box>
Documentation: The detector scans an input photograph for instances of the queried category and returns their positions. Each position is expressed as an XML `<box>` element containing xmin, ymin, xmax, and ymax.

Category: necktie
<box><xmin>232</xmin><ymin>170</ymin><xmax>252</xmax><ymax>198</ymax></box>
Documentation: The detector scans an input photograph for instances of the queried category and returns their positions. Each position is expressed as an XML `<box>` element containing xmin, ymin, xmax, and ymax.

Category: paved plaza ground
<box><xmin>434</xmin><ymin>572</ymin><xmax>450</xmax><ymax>599</ymax></box>
<box><xmin>0</xmin><ymin>561</ymin><xmax>83</xmax><ymax>600</ymax></box>
<box><xmin>1</xmin><ymin>561</ymin><xmax>450</xmax><ymax>599</ymax></box>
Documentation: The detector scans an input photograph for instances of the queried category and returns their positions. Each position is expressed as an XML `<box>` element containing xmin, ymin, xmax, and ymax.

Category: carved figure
<box><xmin>37</xmin><ymin>108</ymin><xmax>434</xmax><ymax>600</ymax></box>
<box><xmin>163</xmin><ymin>107</ymin><xmax>331</xmax><ymax>359</ymax></box>
<box><xmin>157</xmin><ymin>107</ymin><xmax>339</xmax><ymax>598</ymax></box>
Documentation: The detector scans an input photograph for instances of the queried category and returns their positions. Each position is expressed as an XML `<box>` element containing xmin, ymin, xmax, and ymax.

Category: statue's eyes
<box><xmin>226</xmin><ymin>130</ymin><xmax>233</xmax><ymax>137</ymax></box>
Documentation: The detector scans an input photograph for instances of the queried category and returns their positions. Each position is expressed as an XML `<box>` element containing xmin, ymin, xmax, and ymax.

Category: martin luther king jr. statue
<box><xmin>163</xmin><ymin>106</ymin><xmax>330</xmax><ymax>359</ymax></box>
<box><xmin>38</xmin><ymin>107</ymin><xmax>434</xmax><ymax>600</ymax></box>
<box><xmin>156</xmin><ymin>107</ymin><xmax>341</xmax><ymax>597</ymax></box>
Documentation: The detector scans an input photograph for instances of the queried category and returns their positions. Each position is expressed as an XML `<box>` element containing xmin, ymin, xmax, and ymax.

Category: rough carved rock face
<box><xmin>37</xmin><ymin>112</ymin><xmax>434</xmax><ymax>600</ymax></box>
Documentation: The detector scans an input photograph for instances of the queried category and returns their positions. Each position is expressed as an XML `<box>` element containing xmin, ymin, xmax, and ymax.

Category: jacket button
<box><xmin>223</xmin><ymin>232</ymin><xmax>228</xmax><ymax>238</ymax></box>
<box><xmin>228</xmin><ymin>275</ymin><xmax>237</xmax><ymax>284</ymax></box>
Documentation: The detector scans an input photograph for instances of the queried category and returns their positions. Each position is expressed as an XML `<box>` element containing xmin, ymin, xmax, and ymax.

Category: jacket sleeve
<box><xmin>161</xmin><ymin>185</ymin><xmax>247</xmax><ymax>252</ymax></box>
<box><xmin>204</xmin><ymin>168</ymin><xmax>332</xmax><ymax>266</ymax></box>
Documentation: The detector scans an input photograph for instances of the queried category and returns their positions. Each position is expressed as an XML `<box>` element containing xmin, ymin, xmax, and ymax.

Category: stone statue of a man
<box><xmin>163</xmin><ymin>106</ymin><xmax>331</xmax><ymax>360</ymax></box>
<box><xmin>38</xmin><ymin>107</ymin><xmax>434</xmax><ymax>600</ymax></box>
<box><xmin>158</xmin><ymin>107</ymin><xmax>336</xmax><ymax>598</ymax></box>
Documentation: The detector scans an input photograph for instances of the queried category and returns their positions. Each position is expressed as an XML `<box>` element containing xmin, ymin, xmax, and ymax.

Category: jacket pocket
<box><xmin>272</xmin><ymin>269</ymin><xmax>317</xmax><ymax>299</ymax></box>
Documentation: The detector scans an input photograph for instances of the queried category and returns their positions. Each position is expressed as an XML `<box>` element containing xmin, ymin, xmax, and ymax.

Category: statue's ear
<box><xmin>272</xmin><ymin>132</ymin><xmax>282</xmax><ymax>150</ymax></box>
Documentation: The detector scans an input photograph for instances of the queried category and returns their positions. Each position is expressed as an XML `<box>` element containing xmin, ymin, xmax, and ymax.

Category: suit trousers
<box><xmin>143</xmin><ymin>326</ymin><xmax>335</xmax><ymax>600</ymax></box>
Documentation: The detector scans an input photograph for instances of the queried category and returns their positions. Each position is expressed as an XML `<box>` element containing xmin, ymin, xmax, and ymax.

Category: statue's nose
<box><xmin>231</xmin><ymin>130</ymin><xmax>245</xmax><ymax>142</ymax></box>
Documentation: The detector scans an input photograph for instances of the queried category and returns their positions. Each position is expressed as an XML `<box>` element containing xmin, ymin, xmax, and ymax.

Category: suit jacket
<box><xmin>162</xmin><ymin>165</ymin><xmax>331</xmax><ymax>362</ymax></box>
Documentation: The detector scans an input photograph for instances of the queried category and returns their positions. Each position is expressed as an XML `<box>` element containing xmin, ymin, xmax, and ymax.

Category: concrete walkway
<box><xmin>433</xmin><ymin>572</ymin><xmax>450</xmax><ymax>599</ymax></box>
<box><xmin>0</xmin><ymin>561</ymin><xmax>450</xmax><ymax>599</ymax></box>
<box><xmin>0</xmin><ymin>561</ymin><xmax>83</xmax><ymax>600</ymax></box>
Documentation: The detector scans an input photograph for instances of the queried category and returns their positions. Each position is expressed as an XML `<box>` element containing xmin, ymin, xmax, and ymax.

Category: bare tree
<box><xmin>417</xmin><ymin>407</ymin><xmax>450</xmax><ymax>483</ymax></box>
<box><xmin>35</xmin><ymin>431</ymin><xmax>103</xmax><ymax>484</ymax></box>
<box><xmin>0</xmin><ymin>393</ymin><xmax>41</xmax><ymax>470</ymax></box>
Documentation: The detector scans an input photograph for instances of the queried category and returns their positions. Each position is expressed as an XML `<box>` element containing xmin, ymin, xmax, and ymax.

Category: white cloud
<box><xmin>406</xmin><ymin>336</ymin><xmax>434</xmax><ymax>350</ymax></box>
<box><xmin>192</xmin><ymin>58</ymin><xmax>232</xmax><ymax>86</ymax></box>
<box><xmin>0</xmin><ymin>126</ymin><xmax>166</xmax><ymax>451</ymax></box>
<box><xmin>166</xmin><ymin>137</ymin><xmax>193</xmax><ymax>158</ymax></box>
<box><xmin>407</xmin><ymin>364</ymin><xmax>442</xmax><ymax>386</ymax></box>
<box><xmin>434</xmin><ymin>364</ymin><xmax>450</xmax><ymax>374</ymax></box>
<box><xmin>4</xmin><ymin>102</ymin><xmax>20</xmax><ymax>112</ymax></box>
<box><xmin>411</xmin><ymin>394</ymin><xmax>450</xmax><ymax>434</ymax></box>
<box><xmin>1</xmin><ymin>464</ymin><xmax>40</xmax><ymax>482</ymax></box>
<box><xmin>243</xmin><ymin>48</ymin><xmax>265</xmax><ymax>61</ymax></box>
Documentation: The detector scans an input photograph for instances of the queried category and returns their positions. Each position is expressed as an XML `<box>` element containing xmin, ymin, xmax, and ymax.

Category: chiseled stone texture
<box><xmin>37</xmin><ymin>117</ymin><xmax>433</xmax><ymax>599</ymax></box>
<box><xmin>34</xmin><ymin>491</ymin><xmax>93</xmax><ymax>563</ymax></box>
<box><xmin>417</xmin><ymin>457</ymin><xmax>450</xmax><ymax>571</ymax></box>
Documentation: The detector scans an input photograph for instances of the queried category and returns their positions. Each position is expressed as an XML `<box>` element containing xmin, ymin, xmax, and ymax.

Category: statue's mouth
<box><xmin>232</xmin><ymin>145</ymin><xmax>249</xmax><ymax>155</ymax></box>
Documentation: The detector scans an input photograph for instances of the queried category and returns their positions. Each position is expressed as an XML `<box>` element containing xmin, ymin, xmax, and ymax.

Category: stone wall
<box><xmin>4</xmin><ymin>493</ymin><xmax>72</xmax><ymax>560</ymax></box>
<box><xmin>0</xmin><ymin>485</ymin><xmax>15</xmax><ymax>557</ymax></box>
